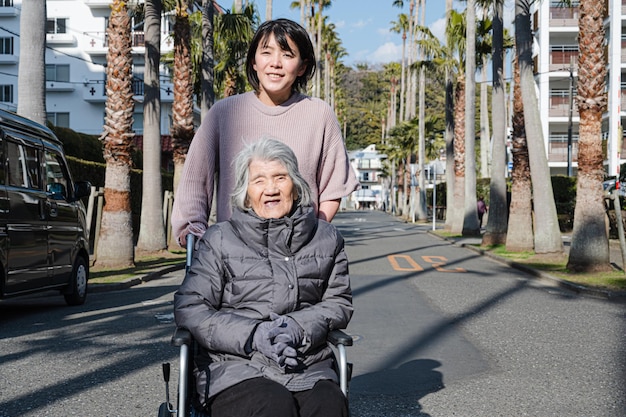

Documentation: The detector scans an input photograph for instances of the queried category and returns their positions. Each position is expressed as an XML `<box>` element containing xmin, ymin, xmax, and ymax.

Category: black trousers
<box><xmin>208</xmin><ymin>377</ymin><xmax>349</xmax><ymax>417</ymax></box>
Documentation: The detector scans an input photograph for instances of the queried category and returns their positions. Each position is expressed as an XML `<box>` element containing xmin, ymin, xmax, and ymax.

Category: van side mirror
<box><xmin>48</xmin><ymin>183</ymin><xmax>66</xmax><ymax>200</ymax></box>
<box><xmin>74</xmin><ymin>181</ymin><xmax>92</xmax><ymax>200</ymax></box>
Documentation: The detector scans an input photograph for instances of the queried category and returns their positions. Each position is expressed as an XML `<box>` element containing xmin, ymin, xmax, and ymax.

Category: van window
<box><xmin>45</xmin><ymin>151</ymin><xmax>69</xmax><ymax>200</ymax></box>
<box><xmin>6</xmin><ymin>141</ymin><xmax>39</xmax><ymax>189</ymax></box>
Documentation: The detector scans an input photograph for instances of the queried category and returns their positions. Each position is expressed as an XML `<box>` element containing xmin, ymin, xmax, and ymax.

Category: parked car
<box><xmin>603</xmin><ymin>178</ymin><xmax>626</xmax><ymax>197</ymax></box>
<box><xmin>0</xmin><ymin>109</ymin><xmax>91</xmax><ymax>305</ymax></box>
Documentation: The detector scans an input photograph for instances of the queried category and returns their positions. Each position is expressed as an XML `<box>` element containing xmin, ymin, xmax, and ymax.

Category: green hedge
<box><xmin>67</xmin><ymin>156</ymin><xmax>174</xmax><ymax>240</ymax></box>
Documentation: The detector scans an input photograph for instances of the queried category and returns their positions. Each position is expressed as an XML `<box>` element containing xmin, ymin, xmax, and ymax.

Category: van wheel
<box><xmin>64</xmin><ymin>256</ymin><xmax>88</xmax><ymax>306</ymax></box>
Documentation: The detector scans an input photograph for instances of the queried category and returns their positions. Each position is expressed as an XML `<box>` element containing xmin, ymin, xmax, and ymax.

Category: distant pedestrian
<box><xmin>477</xmin><ymin>196</ymin><xmax>487</xmax><ymax>227</ymax></box>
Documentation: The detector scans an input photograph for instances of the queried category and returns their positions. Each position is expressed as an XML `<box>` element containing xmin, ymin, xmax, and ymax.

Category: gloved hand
<box><xmin>252</xmin><ymin>321</ymin><xmax>278</xmax><ymax>361</ymax></box>
<box><xmin>267</xmin><ymin>312</ymin><xmax>305</xmax><ymax>347</ymax></box>
<box><xmin>273</xmin><ymin>333</ymin><xmax>299</xmax><ymax>368</ymax></box>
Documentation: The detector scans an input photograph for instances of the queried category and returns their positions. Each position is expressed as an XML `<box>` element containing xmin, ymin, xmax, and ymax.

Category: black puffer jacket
<box><xmin>174</xmin><ymin>205</ymin><xmax>353</xmax><ymax>405</ymax></box>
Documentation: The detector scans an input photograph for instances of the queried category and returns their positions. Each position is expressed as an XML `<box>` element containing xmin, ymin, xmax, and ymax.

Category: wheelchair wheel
<box><xmin>157</xmin><ymin>402</ymin><xmax>172</xmax><ymax>417</ymax></box>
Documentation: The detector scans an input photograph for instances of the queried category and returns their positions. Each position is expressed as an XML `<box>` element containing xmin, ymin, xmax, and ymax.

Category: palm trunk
<box><xmin>137</xmin><ymin>0</ymin><xmax>166</xmax><ymax>252</ymax></box>
<box><xmin>516</xmin><ymin>0</ymin><xmax>563</xmax><ymax>253</ymax></box>
<box><xmin>444</xmin><ymin>0</ymin><xmax>455</xmax><ymax>230</ymax></box>
<box><xmin>462</xmin><ymin>0</ymin><xmax>480</xmax><ymax>236</ymax></box>
<box><xmin>97</xmin><ymin>0</ymin><xmax>135</xmax><ymax>267</ymax></box>
<box><xmin>17</xmin><ymin>1</ymin><xmax>46</xmax><ymax>124</ymax></box>
<box><xmin>451</xmin><ymin>76</ymin><xmax>466</xmax><ymax>235</ymax></box>
<box><xmin>506</xmin><ymin>54</ymin><xmax>534</xmax><ymax>252</ymax></box>
<box><xmin>567</xmin><ymin>0</ymin><xmax>610</xmax><ymax>272</ymax></box>
<box><xmin>483</xmin><ymin>0</ymin><xmax>508</xmax><ymax>246</ymax></box>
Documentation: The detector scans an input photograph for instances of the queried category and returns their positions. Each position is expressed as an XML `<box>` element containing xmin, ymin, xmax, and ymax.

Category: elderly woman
<box><xmin>174</xmin><ymin>138</ymin><xmax>353</xmax><ymax>417</ymax></box>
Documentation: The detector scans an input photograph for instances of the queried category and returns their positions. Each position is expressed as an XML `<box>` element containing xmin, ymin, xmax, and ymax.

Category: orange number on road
<box><xmin>421</xmin><ymin>256</ymin><xmax>466</xmax><ymax>272</ymax></box>
<box><xmin>387</xmin><ymin>255</ymin><xmax>425</xmax><ymax>271</ymax></box>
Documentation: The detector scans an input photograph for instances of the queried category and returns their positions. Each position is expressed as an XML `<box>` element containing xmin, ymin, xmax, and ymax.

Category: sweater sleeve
<box><xmin>317</xmin><ymin>105</ymin><xmax>360</xmax><ymax>203</ymax></box>
<box><xmin>170</xmin><ymin>111</ymin><xmax>219</xmax><ymax>246</ymax></box>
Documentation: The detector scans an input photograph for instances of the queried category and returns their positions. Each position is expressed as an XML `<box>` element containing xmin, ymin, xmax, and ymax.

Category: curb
<box><xmin>429</xmin><ymin>231</ymin><xmax>626</xmax><ymax>302</ymax></box>
<box><xmin>89</xmin><ymin>263</ymin><xmax>185</xmax><ymax>293</ymax></box>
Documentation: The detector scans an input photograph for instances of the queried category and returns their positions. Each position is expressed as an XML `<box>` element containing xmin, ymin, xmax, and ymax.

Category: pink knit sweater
<box><xmin>171</xmin><ymin>91</ymin><xmax>360</xmax><ymax>244</ymax></box>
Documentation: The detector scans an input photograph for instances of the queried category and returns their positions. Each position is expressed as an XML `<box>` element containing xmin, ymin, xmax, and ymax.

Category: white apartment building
<box><xmin>349</xmin><ymin>144</ymin><xmax>387</xmax><ymax>210</ymax></box>
<box><xmin>533</xmin><ymin>0</ymin><xmax>624</xmax><ymax>177</ymax></box>
<box><xmin>0</xmin><ymin>0</ymin><xmax>179</xmax><ymax>138</ymax></box>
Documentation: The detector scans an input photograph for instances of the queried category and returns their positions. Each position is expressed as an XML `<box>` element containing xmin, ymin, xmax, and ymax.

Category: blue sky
<box><xmin>257</xmin><ymin>1</ymin><xmax>515</xmax><ymax>67</ymax></box>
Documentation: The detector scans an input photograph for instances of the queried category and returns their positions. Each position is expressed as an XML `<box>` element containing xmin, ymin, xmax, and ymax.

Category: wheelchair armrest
<box><xmin>328</xmin><ymin>329</ymin><xmax>353</xmax><ymax>347</ymax></box>
<box><xmin>171</xmin><ymin>327</ymin><xmax>193</xmax><ymax>347</ymax></box>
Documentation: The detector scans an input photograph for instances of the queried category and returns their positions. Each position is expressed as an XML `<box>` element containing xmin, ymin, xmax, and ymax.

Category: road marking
<box><xmin>387</xmin><ymin>254</ymin><xmax>467</xmax><ymax>272</ymax></box>
<box><xmin>387</xmin><ymin>255</ymin><xmax>425</xmax><ymax>271</ymax></box>
<box><xmin>421</xmin><ymin>255</ymin><xmax>467</xmax><ymax>272</ymax></box>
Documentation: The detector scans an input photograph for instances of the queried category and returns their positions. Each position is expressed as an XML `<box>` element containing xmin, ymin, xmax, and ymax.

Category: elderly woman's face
<box><xmin>246</xmin><ymin>158</ymin><xmax>295</xmax><ymax>219</ymax></box>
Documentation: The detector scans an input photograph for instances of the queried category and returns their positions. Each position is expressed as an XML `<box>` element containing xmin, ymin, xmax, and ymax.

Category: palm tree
<box><xmin>516</xmin><ymin>0</ymin><xmax>563</xmax><ymax>254</ymax></box>
<box><xmin>462</xmin><ymin>0</ymin><xmax>480</xmax><ymax>237</ymax></box>
<box><xmin>200</xmin><ymin>0</ymin><xmax>216</xmax><ymax>118</ymax></box>
<box><xmin>443</xmin><ymin>8</ymin><xmax>467</xmax><ymax>234</ymax></box>
<box><xmin>214</xmin><ymin>6</ymin><xmax>256</xmax><ymax>97</ymax></box>
<box><xmin>482</xmin><ymin>0</ymin><xmax>510</xmax><ymax>246</ymax></box>
<box><xmin>506</xmin><ymin>54</ymin><xmax>534</xmax><ymax>251</ymax></box>
<box><xmin>476</xmin><ymin>12</ymin><xmax>492</xmax><ymax>179</ymax></box>
<box><xmin>171</xmin><ymin>0</ymin><xmax>195</xmax><ymax>201</ymax></box>
<box><xmin>137</xmin><ymin>0</ymin><xmax>167</xmax><ymax>252</ymax></box>
<box><xmin>390</xmin><ymin>7</ymin><xmax>409</xmax><ymax>122</ymax></box>
<box><xmin>567</xmin><ymin>0</ymin><xmax>611</xmax><ymax>272</ymax></box>
<box><xmin>17</xmin><ymin>1</ymin><xmax>46</xmax><ymax>125</ymax></box>
<box><xmin>97</xmin><ymin>0</ymin><xmax>135</xmax><ymax>267</ymax></box>
<box><xmin>266</xmin><ymin>0</ymin><xmax>273</xmax><ymax>20</ymax></box>
<box><xmin>444</xmin><ymin>0</ymin><xmax>455</xmax><ymax>231</ymax></box>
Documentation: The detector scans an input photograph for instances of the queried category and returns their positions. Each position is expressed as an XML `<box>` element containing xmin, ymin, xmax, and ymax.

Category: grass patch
<box><xmin>90</xmin><ymin>251</ymin><xmax>186</xmax><ymax>284</ymax></box>
<box><xmin>478</xmin><ymin>244</ymin><xmax>626</xmax><ymax>292</ymax></box>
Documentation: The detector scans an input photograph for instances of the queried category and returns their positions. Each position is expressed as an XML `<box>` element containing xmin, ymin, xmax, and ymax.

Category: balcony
<box><xmin>83</xmin><ymin>83</ymin><xmax>106</xmax><ymax>102</ymax></box>
<box><xmin>549</xmin><ymin>6</ymin><xmax>579</xmax><ymax>27</ymax></box>
<box><xmin>0</xmin><ymin>4</ymin><xmax>18</xmax><ymax>17</ymax></box>
<box><xmin>550</xmin><ymin>47</ymin><xmax>578</xmax><ymax>72</ymax></box>
<box><xmin>0</xmin><ymin>54</ymin><xmax>17</xmax><ymax>65</ymax></box>
<box><xmin>84</xmin><ymin>0</ymin><xmax>113</xmax><ymax>8</ymax></box>
<box><xmin>46</xmin><ymin>33</ymin><xmax>77</xmax><ymax>46</ymax></box>
<box><xmin>46</xmin><ymin>81</ymin><xmax>75</xmax><ymax>92</ymax></box>
<box><xmin>549</xmin><ymin>90</ymin><xmax>578</xmax><ymax>117</ymax></box>
<box><xmin>83</xmin><ymin>31</ymin><xmax>147</xmax><ymax>55</ymax></box>
<box><xmin>83</xmin><ymin>77</ymin><xmax>175</xmax><ymax>103</ymax></box>
<box><xmin>548</xmin><ymin>135</ymin><xmax>579</xmax><ymax>163</ymax></box>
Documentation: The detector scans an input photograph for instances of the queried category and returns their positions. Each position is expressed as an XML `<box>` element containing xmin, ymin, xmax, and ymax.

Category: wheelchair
<box><xmin>158</xmin><ymin>236</ymin><xmax>353</xmax><ymax>417</ymax></box>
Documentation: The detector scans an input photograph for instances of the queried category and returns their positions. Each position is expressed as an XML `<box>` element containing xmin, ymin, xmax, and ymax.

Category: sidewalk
<box><xmin>439</xmin><ymin>231</ymin><xmax>626</xmax><ymax>301</ymax></box>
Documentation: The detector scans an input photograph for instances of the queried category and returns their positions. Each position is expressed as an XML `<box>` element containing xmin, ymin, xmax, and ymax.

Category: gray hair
<box><xmin>231</xmin><ymin>137</ymin><xmax>312</xmax><ymax>212</ymax></box>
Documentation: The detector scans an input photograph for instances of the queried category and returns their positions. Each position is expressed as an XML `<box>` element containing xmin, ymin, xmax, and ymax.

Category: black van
<box><xmin>0</xmin><ymin>109</ymin><xmax>91</xmax><ymax>305</ymax></box>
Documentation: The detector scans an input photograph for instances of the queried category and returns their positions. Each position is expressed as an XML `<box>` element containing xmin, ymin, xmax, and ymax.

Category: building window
<box><xmin>0</xmin><ymin>0</ymin><xmax>14</xmax><ymax>7</ymax></box>
<box><xmin>47</xmin><ymin>112</ymin><xmax>70</xmax><ymax>128</ymax></box>
<box><xmin>0</xmin><ymin>85</ymin><xmax>13</xmax><ymax>102</ymax></box>
<box><xmin>45</xmin><ymin>64</ymin><xmax>70</xmax><ymax>82</ymax></box>
<box><xmin>0</xmin><ymin>37</ymin><xmax>13</xmax><ymax>55</ymax></box>
<box><xmin>46</xmin><ymin>18</ymin><xmax>67</xmax><ymax>34</ymax></box>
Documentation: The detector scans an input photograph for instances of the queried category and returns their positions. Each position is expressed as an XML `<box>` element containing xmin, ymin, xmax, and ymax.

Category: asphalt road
<box><xmin>0</xmin><ymin>210</ymin><xmax>624</xmax><ymax>417</ymax></box>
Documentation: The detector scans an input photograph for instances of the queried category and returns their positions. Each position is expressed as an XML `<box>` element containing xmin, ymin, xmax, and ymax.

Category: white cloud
<box><xmin>431</xmin><ymin>17</ymin><xmax>446</xmax><ymax>44</ymax></box>
<box><xmin>367</xmin><ymin>42</ymin><xmax>402</xmax><ymax>64</ymax></box>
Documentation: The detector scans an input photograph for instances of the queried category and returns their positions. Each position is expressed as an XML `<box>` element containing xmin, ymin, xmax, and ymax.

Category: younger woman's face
<box><xmin>253</xmin><ymin>33</ymin><xmax>306</xmax><ymax>106</ymax></box>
